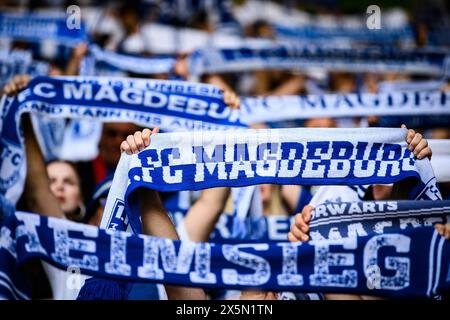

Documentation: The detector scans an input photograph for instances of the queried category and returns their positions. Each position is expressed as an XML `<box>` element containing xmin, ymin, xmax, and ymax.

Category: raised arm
<box><xmin>121</xmin><ymin>128</ymin><xmax>206</xmax><ymax>300</ymax></box>
<box><xmin>203</xmin><ymin>74</ymin><xmax>241</xmax><ymax>109</ymax></box>
<box><xmin>267</xmin><ymin>74</ymin><xmax>305</xmax><ymax>96</ymax></box>
<box><xmin>183</xmin><ymin>187</ymin><xmax>230</xmax><ymax>242</ymax></box>
<box><xmin>65</xmin><ymin>42</ymin><xmax>88</xmax><ymax>76</ymax></box>
<box><xmin>3</xmin><ymin>75</ymin><xmax>64</xmax><ymax>218</ymax></box>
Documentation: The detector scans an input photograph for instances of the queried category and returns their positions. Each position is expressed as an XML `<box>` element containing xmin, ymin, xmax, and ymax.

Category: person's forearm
<box><xmin>184</xmin><ymin>200</ymin><xmax>220</xmax><ymax>242</ymax></box>
<box><xmin>268</xmin><ymin>75</ymin><xmax>305</xmax><ymax>96</ymax></box>
<box><xmin>65</xmin><ymin>56</ymin><xmax>82</xmax><ymax>76</ymax></box>
<box><xmin>65</xmin><ymin>48</ymin><xmax>85</xmax><ymax>76</ymax></box>
<box><xmin>252</xmin><ymin>70</ymin><xmax>271</xmax><ymax>95</ymax></box>
<box><xmin>281</xmin><ymin>185</ymin><xmax>301</xmax><ymax>213</ymax></box>
<box><xmin>204</xmin><ymin>74</ymin><xmax>232</xmax><ymax>92</ymax></box>
<box><xmin>22</xmin><ymin>115</ymin><xmax>64</xmax><ymax>218</ymax></box>
<box><xmin>138</xmin><ymin>188</ymin><xmax>206</xmax><ymax>299</ymax></box>
<box><xmin>184</xmin><ymin>187</ymin><xmax>230</xmax><ymax>242</ymax></box>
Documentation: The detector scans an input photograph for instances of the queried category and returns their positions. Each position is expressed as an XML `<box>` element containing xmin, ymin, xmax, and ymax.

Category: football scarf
<box><xmin>189</xmin><ymin>44</ymin><xmax>450</xmax><ymax>77</ymax></box>
<box><xmin>1</xmin><ymin>210</ymin><xmax>449</xmax><ymax>299</ymax></box>
<box><xmin>0</xmin><ymin>12</ymin><xmax>87</xmax><ymax>46</ymax></box>
<box><xmin>101</xmin><ymin>127</ymin><xmax>442</xmax><ymax>235</ymax></box>
<box><xmin>0</xmin><ymin>76</ymin><xmax>244</xmax><ymax>205</ymax></box>
<box><xmin>241</xmin><ymin>90</ymin><xmax>450</xmax><ymax>124</ymax></box>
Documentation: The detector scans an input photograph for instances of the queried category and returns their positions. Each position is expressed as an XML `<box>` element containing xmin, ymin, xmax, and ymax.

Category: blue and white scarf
<box><xmin>274</xmin><ymin>24</ymin><xmax>415</xmax><ymax>43</ymax></box>
<box><xmin>309</xmin><ymin>200</ymin><xmax>450</xmax><ymax>241</ymax></box>
<box><xmin>1</xmin><ymin>209</ymin><xmax>449</xmax><ymax>299</ymax></box>
<box><xmin>189</xmin><ymin>44</ymin><xmax>450</xmax><ymax>77</ymax></box>
<box><xmin>0</xmin><ymin>13</ymin><xmax>87</xmax><ymax>46</ymax></box>
<box><xmin>378</xmin><ymin>80</ymin><xmax>445</xmax><ymax>93</ymax></box>
<box><xmin>0</xmin><ymin>50</ymin><xmax>49</xmax><ymax>88</ymax></box>
<box><xmin>101</xmin><ymin>127</ymin><xmax>441</xmax><ymax>235</ymax></box>
<box><xmin>241</xmin><ymin>91</ymin><xmax>450</xmax><ymax>124</ymax></box>
<box><xmin>89</xmin><ymin>45</ymin><xmax>176</xmax><ymax>75</ymax></box>
<box><xmin>230</xmin><ymin>186</ymin><xmax>264</xmax><ymax>240</ymax></box>
<box><xmin>11</xmin><ymin>76</ymin><xmax>243</xmax><ymax>131</ymax></box>
<box><xmin>58</xmin><ymin>119</ymin><xmax>103</xmax><ymax>162</ymax></box>
<box><xmin>0</xmin><ymin>76</ymin><xmax>244</xmax><ymax>205</ymax></box>
<box><xmin>429</xmin><ymin>139</ymin><xmax>450</xmax><ymax>183</ymax></box>
<box><xmin>196</xmin><ymin>199</ymin><xmax>450</xmax><ymax>243</ymax></box>
<box><xmin>1</xmin><ymin>126</ymin><xmax>447</xmax><ymax>298</ymax></box>
<box><xmin>1</xmin><ymin>76</ymin><xmax>446</xmax><ymax>206</ymax></box>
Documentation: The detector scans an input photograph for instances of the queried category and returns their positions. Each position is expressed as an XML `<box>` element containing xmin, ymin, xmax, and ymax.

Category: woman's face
<box><xmin>47</xmin><ymin>161</ymin><xmax>82</xmax><ymax>215</ymax></box>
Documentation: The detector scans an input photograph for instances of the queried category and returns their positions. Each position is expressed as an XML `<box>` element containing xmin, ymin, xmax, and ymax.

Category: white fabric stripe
<box><xmin>433</xmin><ymin>237</ymin><xmax>445</xmax><ymax>295</ymax></box>
<box><xmin>0</xmin><ymin>271</ymin><xmax>30</xmax><ymax>300</ymax></box>
<box><xmin>310</xmin><ymin>206</ymin><xmax>450</xmax><ymax>228</ymax></box>
<box><xmin>427</xmin><ymin>231</ymin><xmax>438</xmax><ymax>296</ymax></box>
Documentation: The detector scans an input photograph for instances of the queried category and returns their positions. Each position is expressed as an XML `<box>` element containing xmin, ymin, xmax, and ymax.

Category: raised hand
<box><xmin>120</xmin><ymin>127</ymin><xmax>160</xmax><ymax>154</ymax></box>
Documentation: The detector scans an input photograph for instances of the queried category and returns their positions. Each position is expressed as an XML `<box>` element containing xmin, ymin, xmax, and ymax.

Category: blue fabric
<box><xmin>376</xmin><ymin>115</ymin><xmax>450</xmax><ymax>129</ymax></box>
<box><xmin>0</xmin><ymin>13</ymin><xmax>87</xmax><ymax>45</ymax></box>
<box><xmin>207</xmin><ymin>199</ymin><xmax>450</xmax><ymax>243</ymax></box>
<box><xmin>1</xmin><ymin>208</ymin><xmax>450</xmax><ymax>299</ymax></box>
<box><xmin>76</xmin><ymin>278</ymin><xmax>160</xmax><ymax>300</ymax></box>
<box><xmin>0</xmin><ymin>50</ymin><xmax>49</xmax><ymax>88</ymax></box>
<box><xmin>128</xmin><ymin>283</ymin><xmax>160</xmax><ymax>300</ymax></box>
<box><xmin>77</xmin><ymin>278</ymin><xmax>133</xmax><ymax>300</ymax></box>
<box><xmin>0</xmin><ymin>193</ymin><xmax>15</xmax><ymax>226</ymax></box>
<box><xmin>240</xmin><ymin>91</ymin><xmax>450</xmax><ymax>124</ymax></box>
